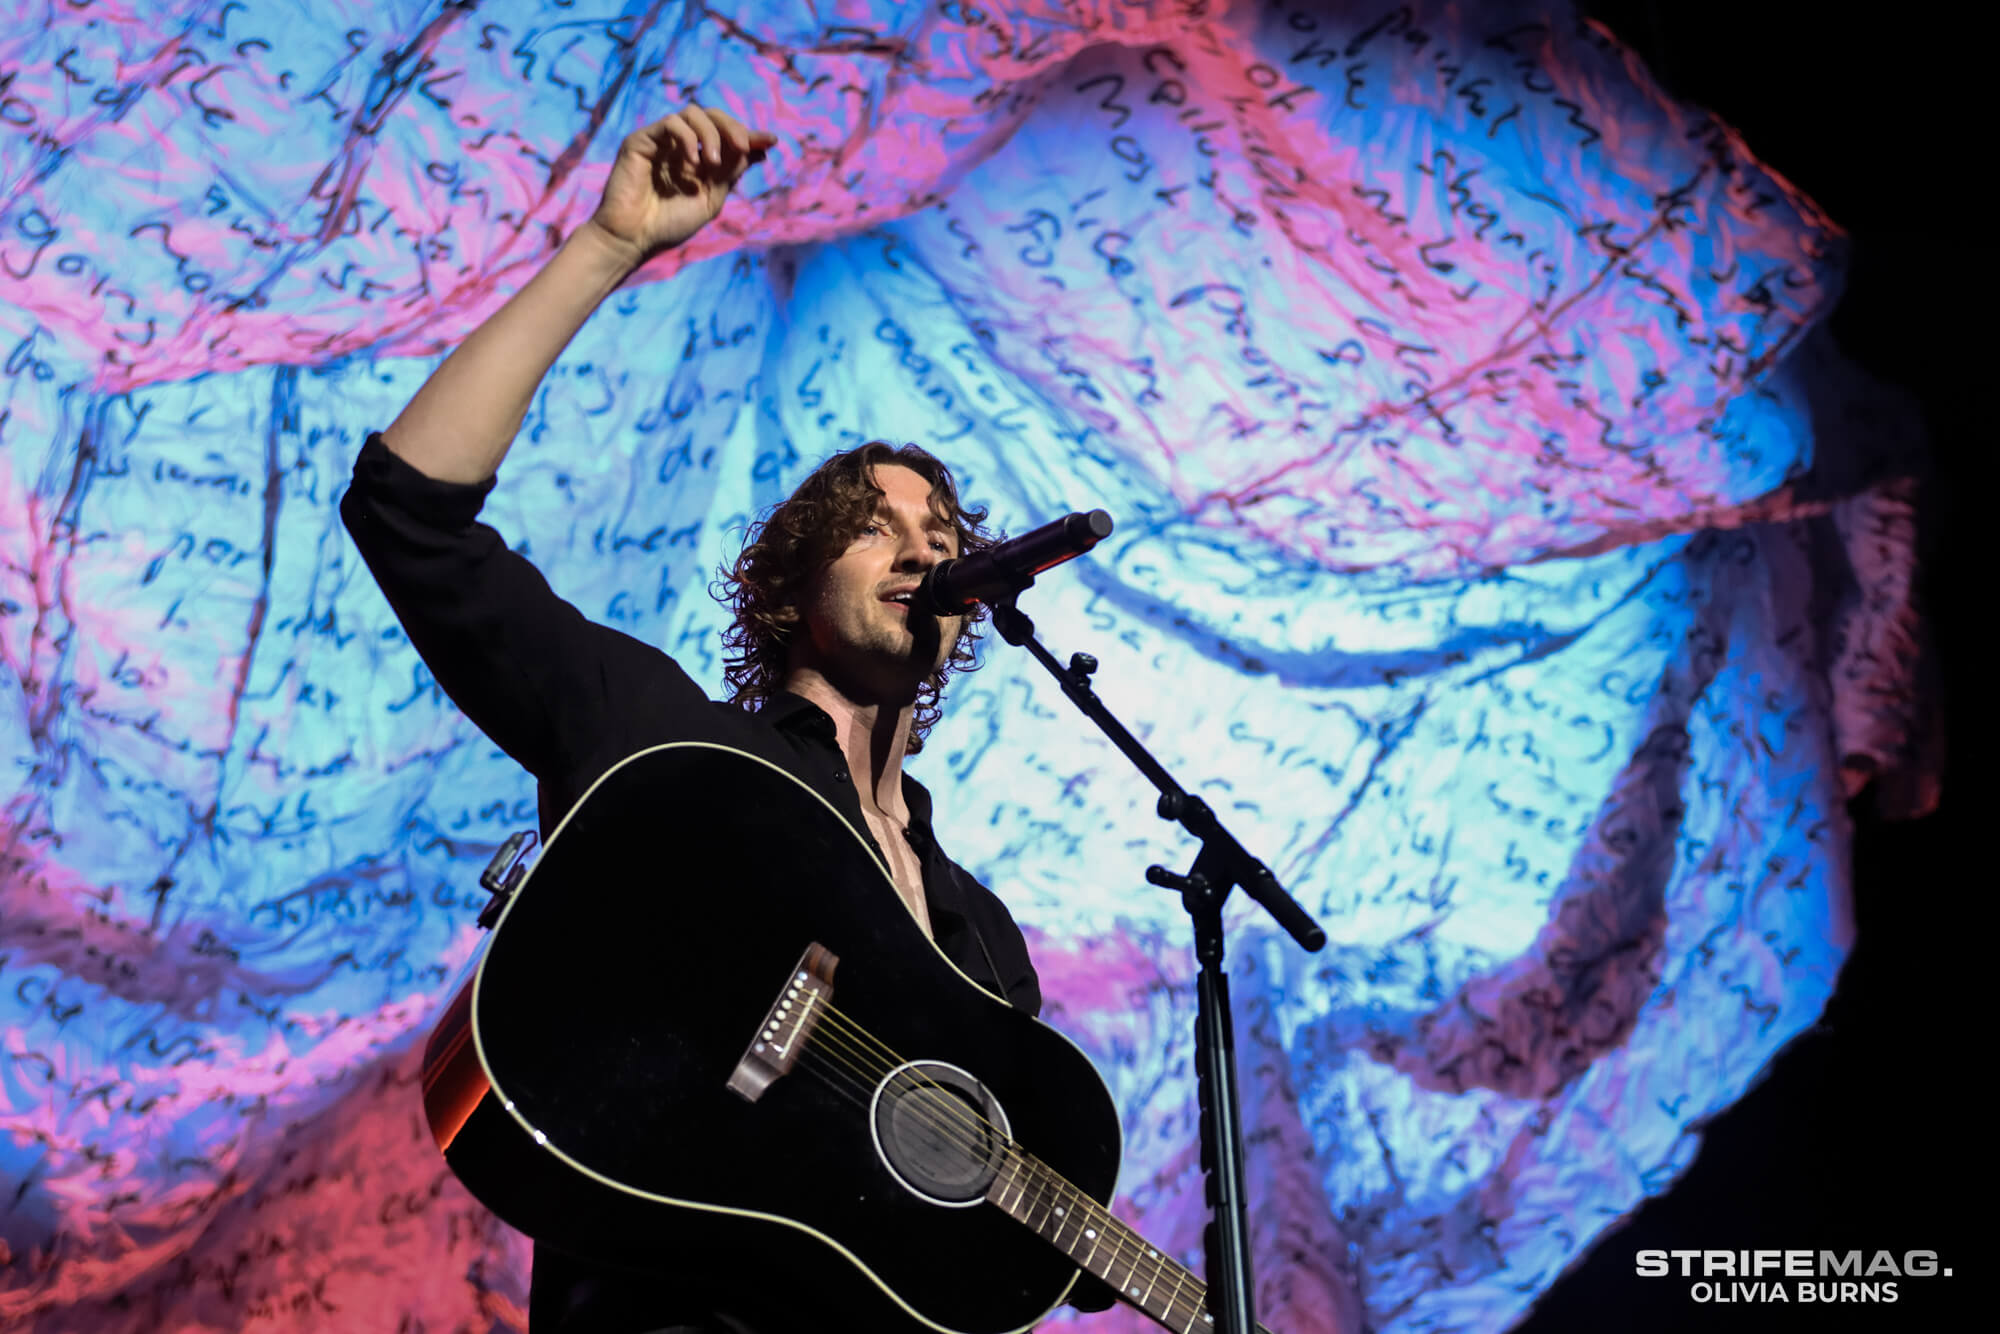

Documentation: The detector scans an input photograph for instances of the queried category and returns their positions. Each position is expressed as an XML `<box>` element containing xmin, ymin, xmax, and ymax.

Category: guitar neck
<box><xmin>987</xmin><ymin>1147</ymin><xmax>1273</xmax><ymax>1334</ymax></box>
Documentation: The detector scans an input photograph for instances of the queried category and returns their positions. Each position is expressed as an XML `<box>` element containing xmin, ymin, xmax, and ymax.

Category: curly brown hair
<box><xmin>716</xmin><ymin>442</ymin><xmax>997</xmax><ymax>752</ymax></box>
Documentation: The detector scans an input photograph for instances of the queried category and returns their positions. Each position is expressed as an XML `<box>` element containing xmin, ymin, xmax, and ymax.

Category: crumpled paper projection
<box><xmin>0</xmin><ymin>2</ymin><xmax>1931</xmax><ymax>1332</ymax></box>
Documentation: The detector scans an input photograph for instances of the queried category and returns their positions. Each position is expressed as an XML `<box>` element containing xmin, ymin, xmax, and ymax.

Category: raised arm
<box><xmin>383</xmin><ymin>105</ymin><xmax>776</xmax><ymax>484</ymax></box>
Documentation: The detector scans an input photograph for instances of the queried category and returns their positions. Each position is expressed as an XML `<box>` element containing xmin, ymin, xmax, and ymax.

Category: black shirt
<box><xmin>340</xmin><ymin>435</ymin><xmax>1056</xmax><ymax>1330</ymax></box>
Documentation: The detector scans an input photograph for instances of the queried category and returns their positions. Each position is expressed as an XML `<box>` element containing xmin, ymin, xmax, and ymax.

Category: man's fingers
<box><xmin>692</xmin><ymin>106</ymin><xmax>780</xmax><ymax>166</ymax></box>
<box><xmin>651</xmin><ymin>119</ymin><xmax>698</xmax><ymax>190</ymax></box>
<box><xmin>621</xmin><ymin>108</ymin><xmax>771</xmax><ymax>196</ymax></box>
<box><xmin>625</xmin><ymin>114</ymin><xmax>698</xmax><ymax>189</ymax></box>
<box><xmin>626</xmin><ymin>111</ymin><xmax>678</xmax><ymax>145</ymax></box>
<box><xmin>682</xmin><ymin>104</ymin><xmax>724</xmax><ymax>169</ymax></box>
<box><xmin>706</xmin><ymin>106</ymin><xmax>761</xmax><ymax>158</ymax></box>
<box><xmin>674</xmin><ymin>121</ymin><xmax>703</xmax><ymax>177</ymax></box>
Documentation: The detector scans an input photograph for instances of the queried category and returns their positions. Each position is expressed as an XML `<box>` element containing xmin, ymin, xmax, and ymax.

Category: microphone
<box><xmin>913</xmin><ymin>510</ymin><xmax>1114</xmax><ymax>615</ymax></box>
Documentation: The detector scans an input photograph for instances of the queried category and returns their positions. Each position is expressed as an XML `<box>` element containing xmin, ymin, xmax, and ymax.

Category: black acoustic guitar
<box><xmin>421</xmin><ymin>741</ymin><xmax>1273</xmax><ymax>1333</ymax></box>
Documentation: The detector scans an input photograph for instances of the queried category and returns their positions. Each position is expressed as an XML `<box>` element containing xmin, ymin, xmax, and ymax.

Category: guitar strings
<box><xmin>782</xmin><ymin>1037</ymin><xmax>1200</xmax><ymax>1324</ymax></box>
<box><xmin>792</xmin><ymin>1008</ymin><xmax>1207</xmax><ymax>1322</ymax></box>
<box><xmin>806</xmin><ymin>997</ymin><xmax>1127</xmax><ymax>1227</ymax></box>
<box><xmin>733</xmin><ymin>979</ymin><xmax>1234</xmax><ymax>1330</ymax></box>
<box><xmin>772</xmin><ymin>995</ymin><xmax>1211</xmax><ymax>1321</ymax></box>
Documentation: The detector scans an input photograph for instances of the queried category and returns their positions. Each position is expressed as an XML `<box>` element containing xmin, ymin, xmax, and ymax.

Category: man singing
<box><xmin>341</xmin><ymin>105</ymin><xmax>1114</xmax><ymax>1332</ymax></box>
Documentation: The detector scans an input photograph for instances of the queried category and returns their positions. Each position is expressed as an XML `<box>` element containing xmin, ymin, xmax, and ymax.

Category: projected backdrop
<box><xmin>0</xmin><ymin>2</ymin><xmax>1932</xmax><ymax>1331</ymax></box>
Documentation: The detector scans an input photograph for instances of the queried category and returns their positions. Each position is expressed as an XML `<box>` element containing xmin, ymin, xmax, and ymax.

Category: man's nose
<box><xmin>894</xmin><ymin>531</ymin><xmax>942</xmax><ymax>569</ymax></box>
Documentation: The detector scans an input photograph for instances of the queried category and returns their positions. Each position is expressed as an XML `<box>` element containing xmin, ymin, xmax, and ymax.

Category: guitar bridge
<box><xmin>726</xmin><ymin>943</ymin><xmax>839</xmax><ymax>1102</ymax></box>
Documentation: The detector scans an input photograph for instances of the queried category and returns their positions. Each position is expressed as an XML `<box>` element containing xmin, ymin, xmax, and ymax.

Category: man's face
<box><xmin>790</xmin><ymin>464</ymin><xmax>965</xmax><ymax>699</ymax></box>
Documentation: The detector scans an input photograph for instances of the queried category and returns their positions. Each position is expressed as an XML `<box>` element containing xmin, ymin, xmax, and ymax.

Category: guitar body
<box><xmin>422</xmin><ymin>742</ymin><xmax>1122</xmax><ymax>1333</ymax></box>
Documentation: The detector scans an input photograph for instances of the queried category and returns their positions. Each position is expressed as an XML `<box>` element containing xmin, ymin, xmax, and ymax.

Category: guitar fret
<box><xmin>1005</xmin><ymin>1153</ymin><xmax>1033</xmax><ymax>1217</ymax></box>
<box><xmin>1130</xmin><ymin>1223</ymin><xmax>1194</xmax><ymax>1325</ymax></box>
<box><xmin>1128</xmin><ymin>1237</ymin><xmax>1157</xmax><ymax>1301</ymax></box>
<box><xmin>1098</xmin><ymin>1212</ymin><xmax>1130</xmax><ymax>1293</ymax></box>
<box><xmin>1024</xmin><ymin>1158</ymin><xmax>1054</xmax><ymax>1234</ymax></box>
<box><xmin>988</xmin><ymin>1148</ymin><xmax>1233</xmax><ymax>1332</ymax></box>
<box><xmin>1145</xmin><ymin>1241</ymin><xmax>1185</xmax><ymax>1316</ymax></box>
<box><xmin>1136</xmin><ymin>1236</ymin><xmax>1170</xmax><ymax>1311</ymax></box>
<box><xmin>1022</xmin><ymin>1161</ymin><xmax>1052</xmax><ymax>1234</ymax></box>
<box><xmin>1070</xmin><ymin>1182</ymin><xmax>1099</xmax><ymax>1267</ymax></box>
<box><xmin>1097</xmin><ymin>1211</ymin><xmax>1136</xmax><ymax>1296</ymax></box>
<box><xmin>1152</xmin><ymin>1243</ymin><xmax>1203</xmax><ymax>1329</ymax></box>
<box><xmin>1136</xmin><ymin>1234</ymin><xmax>1163</xmax><ymax>1307</ymax></box>
<box><xmin>1050</xmin><ymin>1178</ymin><xmax>1080</xmax><ymax>1251</ymax></box>
<box><xmin>1164</xmin><ymin>1262</ymin><xmax>1193</xmax><ymax>1328</ymax></box>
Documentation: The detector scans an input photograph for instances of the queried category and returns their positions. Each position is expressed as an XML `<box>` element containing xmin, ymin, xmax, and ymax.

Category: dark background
<box><xmin>1515</xmin><ymin>3</ymin><xmax>1974</xmax><ymax>1331</ymax></box>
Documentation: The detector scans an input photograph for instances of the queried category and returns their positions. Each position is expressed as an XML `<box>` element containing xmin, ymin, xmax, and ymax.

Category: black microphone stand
<box><xmin>983</xmin><ymin>583</ymin><xmax>1325</xmax><ymax>1334</ymax></box>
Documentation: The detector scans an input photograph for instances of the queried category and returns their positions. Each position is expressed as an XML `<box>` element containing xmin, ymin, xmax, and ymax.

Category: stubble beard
<box><xmin>882</xmin><ymin>601</ymin><xmax>951</xmax><ymax>681</ymax></box>
<box><xmin>828</xmin><ymin>599</ymin><xmax>949</xmax><ymax>702</ymax></box>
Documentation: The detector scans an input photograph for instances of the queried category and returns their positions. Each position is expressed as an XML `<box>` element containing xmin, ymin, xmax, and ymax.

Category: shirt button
<box><xmin>833</xmin><ymin>770</ymin><xmax>850</xmax><ymax>784</ymax></box>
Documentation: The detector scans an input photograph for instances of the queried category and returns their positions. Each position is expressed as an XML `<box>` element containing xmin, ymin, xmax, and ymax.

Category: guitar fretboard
<box><xmin>987</xmin><ymin>1147</ymin><xmax>1263</xmax><ymax>1334</ymax></box>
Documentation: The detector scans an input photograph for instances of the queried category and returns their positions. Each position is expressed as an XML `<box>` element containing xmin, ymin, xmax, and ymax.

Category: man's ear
<box><xmin>771</xmin><ymin>603</ymin><xmax>800</xmax><ymax>627</ymax></box>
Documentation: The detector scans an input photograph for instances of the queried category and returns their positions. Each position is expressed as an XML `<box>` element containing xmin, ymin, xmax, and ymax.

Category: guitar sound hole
<box><xmin>870</xmin><ymin>1061</ymin><xmax>1012</xmax><ymax>1208</ymax></box>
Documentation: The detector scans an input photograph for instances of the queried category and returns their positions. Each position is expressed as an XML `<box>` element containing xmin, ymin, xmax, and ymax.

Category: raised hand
<box><xmin>587</xmin><ymin>105</ymin><xmax>777</xmax><ymax>268</ymax></box>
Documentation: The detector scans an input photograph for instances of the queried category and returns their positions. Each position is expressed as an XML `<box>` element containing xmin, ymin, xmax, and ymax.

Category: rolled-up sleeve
<box><xmin>339</xmin><ymin>433</ymin><xmax>685</xmax><ymax>782</ymax></box>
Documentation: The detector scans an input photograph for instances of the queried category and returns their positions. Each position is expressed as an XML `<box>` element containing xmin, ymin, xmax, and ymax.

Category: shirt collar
<box><xmin>766</xmin><ymin>690</ymin><xmax>956</xmax><ymax>912</ymax></box>
<box><xmin>766</xmin><ymin>689</ymin><xmax>838</xmax><ymax>741</ymax></box>
<box><xmin>901</xmin><ymin>770</ymin><xmax>936</xmax><ymax>829</ymax></box>
<box><xmin>765</xmin><ymin>692</ymin><xmax>938</xmax><ymax>824</ymax></box>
